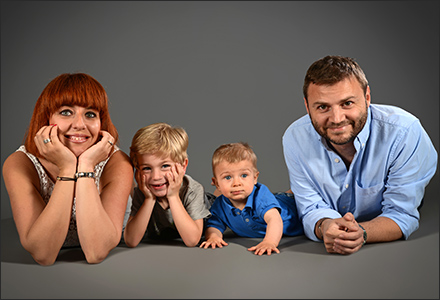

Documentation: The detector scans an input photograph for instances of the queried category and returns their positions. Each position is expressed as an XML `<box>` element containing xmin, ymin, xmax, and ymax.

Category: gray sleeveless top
<box><xmin>16</xmin><ymin>145</ymin><xmax>119</xmax><ymax>248</ymax></box>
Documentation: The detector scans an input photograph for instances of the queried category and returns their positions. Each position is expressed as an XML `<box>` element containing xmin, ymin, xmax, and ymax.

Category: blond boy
<box><xmin>124</xmin><ymin>123</ymin><xmax>211</xmax><ymax>247</ymax></box>
<box><xmin>200</xmin><ymin>142</ymin><xmax>303</xmax><ymax>255</ymax></box>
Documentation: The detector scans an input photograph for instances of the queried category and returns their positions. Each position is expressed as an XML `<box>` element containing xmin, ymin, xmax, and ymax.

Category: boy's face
<box><xmin>213</xmin><ymin>159</ymin><xmax>259</xmax><ymax>204</ymax></box>
<box><xmin>137</xmin><ymin>153</ymin><xmax>187</xmax><ymax>198</ymax></box>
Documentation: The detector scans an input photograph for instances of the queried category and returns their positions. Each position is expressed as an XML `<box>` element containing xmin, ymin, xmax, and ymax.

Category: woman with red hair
<box><xmin>2</xmin><ymin>73</ymin><xmax>133</xmax><ymax>265</ymax></box>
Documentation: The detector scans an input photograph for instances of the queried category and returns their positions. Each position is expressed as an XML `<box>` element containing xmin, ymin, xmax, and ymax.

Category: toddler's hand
<box><xmin>248</xmin><ymin>241</ymin><xmax>280</xmax><ymax>256</ymax></box>
<box><xmin>199</xmin><ymin>237</ymin><xmax>228</xmax><ymax>249</ymax></box>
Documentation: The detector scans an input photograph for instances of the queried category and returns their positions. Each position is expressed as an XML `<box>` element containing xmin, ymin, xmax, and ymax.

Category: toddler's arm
<box><xmin>248</xmin><ymin>208</ymin><xmax>283</xmax><ymax>255</ymax></box>
<box><xmin>199</xmin><ymin>227</ymin><xmax>228</xmax><ymax>249</ymax></box>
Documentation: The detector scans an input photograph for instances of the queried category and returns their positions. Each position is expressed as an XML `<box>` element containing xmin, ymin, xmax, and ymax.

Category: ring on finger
<box><xmin>43</xmin><ymin>138</ymin><xmax>51</xmax><ymax>144</ymax></box>
<box><xmin>108</xmin><ymin>140</ymin><xmax>114</xmax><ymax>146</ymax></box>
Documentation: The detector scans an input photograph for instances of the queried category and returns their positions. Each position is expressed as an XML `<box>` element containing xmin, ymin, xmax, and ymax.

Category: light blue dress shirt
<box><xmin>282</xmin><ymin>104</ymin><xmax>438</xmax><ymax>241</ymax></box>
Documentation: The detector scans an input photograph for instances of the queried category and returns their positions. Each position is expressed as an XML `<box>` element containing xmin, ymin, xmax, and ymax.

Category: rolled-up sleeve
<box><xmin>380</xmin><ymin>120</ymin><xmax>437</xmax><ymax>239</ymax></box>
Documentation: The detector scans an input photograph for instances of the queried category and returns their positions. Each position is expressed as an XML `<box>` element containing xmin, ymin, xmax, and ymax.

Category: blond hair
<box><xmin>130</xmin><ymin>123</ymin><xmax>188</xmax><ymax>168</ymax></box>
<box><xmin>212</xmin><ymin>142</ymin><xmax>258</xmax><ymax>177</ymax></box>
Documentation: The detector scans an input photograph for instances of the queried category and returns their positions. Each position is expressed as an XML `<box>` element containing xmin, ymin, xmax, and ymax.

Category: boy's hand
<box><xmin>166</xmin><ymin>163</ymin><xmax>185</xmax><ymax>199</ymax></box>
<box><xmin>199</xmin><ymin>236</ymin><xmax>228</xmax><ymax>249</ymax></box>
<box><xmin>135</xmin><ymin>169</ymin><xmax>155</xmax><ymax>202</ymax></box>
<box><xmin>247</xmin><ymin>241</ymin><xmax>280</xmax><ymax>256</ymax></box>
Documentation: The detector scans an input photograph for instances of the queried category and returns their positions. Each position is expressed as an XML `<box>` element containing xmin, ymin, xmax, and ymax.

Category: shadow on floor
<box><xmin>2</xmin><ymin>177</ymin><xmax>438</xmax><ymax>264</ymax></box>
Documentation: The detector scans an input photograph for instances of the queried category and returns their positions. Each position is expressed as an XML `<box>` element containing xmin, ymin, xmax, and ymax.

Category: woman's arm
<box><xmin>2</xmin><ymin>152</ymin><xmax>76</xmax><ymax>265</ymax></box>
<box><xmin>75</xmin><ymin>150</ymin><xmax>133</xmax><ymax>263</ymax></box>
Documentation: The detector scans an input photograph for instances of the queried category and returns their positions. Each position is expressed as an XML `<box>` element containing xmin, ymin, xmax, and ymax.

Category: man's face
<box><xmin>305</xmin><ymin>77</ymin><xmax>370</xmax><ymax>147</ymax></box>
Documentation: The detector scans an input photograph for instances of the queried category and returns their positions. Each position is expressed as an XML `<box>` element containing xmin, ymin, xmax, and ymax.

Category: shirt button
<box><xmin>334</xmin><ymin>158</ymin><xmax>340</xmax><ymax>163</ymax></box>
<box><xmin>342</xmin><ymin>206</ymin><xmax>346</xmax><ymax>209</ymax></box>
<box><xmin>345</xmin><ymin>184</ymin><xmax>349</xmax><ymax>188</ymax></box>
<box><xmin>245</xmin><ymin>218</ymin><xmax>249</xmax><ymax>222</ymax></box>
<box><xmin>237</xmin><ymin>212</ymin><xmax>241</xmax><ymax>215</ymax></box>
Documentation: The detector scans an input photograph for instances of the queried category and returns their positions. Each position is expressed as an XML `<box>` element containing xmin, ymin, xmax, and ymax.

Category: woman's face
<box><xmin>49</xmin><ymin>105</ymin><xmax>101</xmax><ymax>157</ymax></box>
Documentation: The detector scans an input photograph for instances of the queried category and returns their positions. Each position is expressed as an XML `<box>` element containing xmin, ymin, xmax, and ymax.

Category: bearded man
<box><xmin>282</xmin><ymin>55</ymin><xmax>437</xmax><ymax>255</ymax></box>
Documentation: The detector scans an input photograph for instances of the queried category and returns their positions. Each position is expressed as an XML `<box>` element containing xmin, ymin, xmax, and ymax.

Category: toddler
<box><xmin>200</xmin><ymin>142</ymin><xmax>303</xmax><ymax>255</ymax></box>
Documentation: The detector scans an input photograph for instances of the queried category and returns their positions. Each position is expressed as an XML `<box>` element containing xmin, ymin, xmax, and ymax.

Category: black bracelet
<box><xmin>56</xmin><ymin>176</ymin><xmax>77</xmax><ymax>182</ymax></box>
<box><xmin>317</xmin><ymin>218</ymin><xmax>330</xmax><ymax>240</ymax></box>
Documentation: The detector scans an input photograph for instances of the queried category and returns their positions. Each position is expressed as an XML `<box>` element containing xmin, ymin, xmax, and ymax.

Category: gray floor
<box><xmin>1</xmin><ymin>175</ymin><xmax>439</xmax><ymax>299</ymax></box>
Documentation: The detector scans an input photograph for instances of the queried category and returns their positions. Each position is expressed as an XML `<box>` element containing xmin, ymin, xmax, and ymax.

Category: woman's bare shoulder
<box><xmin>3</xmin><ymin>150</ymin><xmax>40</xmax><ymax>192</ymax></box>
<box><xmin>107</xmin><ymin>149</ymin><xmax>132</xmax><ymax>167</ymax></box>
<box><xmin>3</xmin><ymin>151</ymin><xmax>34</xmax><ymax>174</ymax></box>
<box><xmin>102</xmin><ymin>150</ymin><xmax>133</xmax><ymax>180</ymax></box>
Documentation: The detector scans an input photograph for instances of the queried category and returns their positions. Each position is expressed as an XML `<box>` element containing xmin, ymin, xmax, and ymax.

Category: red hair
<box><xmin>24</xmin><ymin>73</ymin><xmax>118</xmax><ymax>157</ymax></box>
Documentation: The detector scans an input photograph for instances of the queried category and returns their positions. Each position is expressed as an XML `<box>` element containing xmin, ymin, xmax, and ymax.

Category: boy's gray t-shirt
<box><xmin>130</xmin><ymin>174</ymin><xmax>211</xmax><ymax>239</ymax></box>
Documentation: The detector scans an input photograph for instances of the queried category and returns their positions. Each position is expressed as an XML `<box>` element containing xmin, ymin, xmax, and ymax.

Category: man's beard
<box><xmin>312</xmin><ymin>108</ymin><xmax>368</xmax><ymax>146</ymax></box>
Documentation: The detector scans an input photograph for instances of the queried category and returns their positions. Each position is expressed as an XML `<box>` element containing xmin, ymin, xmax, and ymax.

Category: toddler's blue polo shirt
<box><xmin>206</xmin><ymin>183</ymin><xmax>303</xmax><ymax>238</ymax></box>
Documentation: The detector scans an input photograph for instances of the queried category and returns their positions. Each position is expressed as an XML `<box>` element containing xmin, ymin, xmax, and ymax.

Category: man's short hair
<box><xmin>303</xmin><ymin>55</ymin><xmax>369</xmax><ymax>101</ymax></box>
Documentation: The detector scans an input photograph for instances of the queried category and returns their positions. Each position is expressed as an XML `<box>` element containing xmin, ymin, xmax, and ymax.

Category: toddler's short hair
<box><xmin>212</xmin><ymin>142</ymin><xmax>258</xmax><ymax>177</ymax></box>
<box><xmin>130</xmin><ymin>122</ymin><xmax>188</xmax><ymax>168</ymax></box>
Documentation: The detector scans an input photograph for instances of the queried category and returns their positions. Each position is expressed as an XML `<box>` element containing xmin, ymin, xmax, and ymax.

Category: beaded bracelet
<box><xmin>75</xmin><ymin>172</ymin><xmax>95</xmax><ymax>179</ymax></box>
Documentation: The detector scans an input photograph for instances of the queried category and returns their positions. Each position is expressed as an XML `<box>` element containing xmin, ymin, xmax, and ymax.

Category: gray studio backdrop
<box><xmin>1</xmin><ymin>1</ymin><xmax>439</xmax><ymax>220</ymax></box>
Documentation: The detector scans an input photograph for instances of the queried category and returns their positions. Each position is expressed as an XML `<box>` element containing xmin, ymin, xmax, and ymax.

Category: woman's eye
<box><xmin>60</xmin><ymin>110</ymin><xmax>72</xmax><ymax>116</ymax></box>
<box><xmin>85</xmin><ymin>111</ymin><xmax>97</xmax><ymax>118</ymax></box>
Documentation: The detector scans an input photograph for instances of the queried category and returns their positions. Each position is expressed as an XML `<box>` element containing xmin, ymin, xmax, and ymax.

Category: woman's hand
<box><xmin>34</xmin><ymin>125</ymin><xmax>77</xmax><ymax>172</ymax></box>
<box><xmin>77</xmin><ymin>130</ymin><xmax>115</xmax><ymax>169</ymax></box>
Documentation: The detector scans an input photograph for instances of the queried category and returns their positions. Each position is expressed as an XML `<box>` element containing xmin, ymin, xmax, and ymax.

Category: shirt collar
<box><xmin>224</xmin><ymin>184</ymin><xmax>257</xmax><ymax>212</ymax></box>
<box><xmin>354</xmin><ymin>106</ymin><xmax>371</xmax><ymax>151</ymax></box>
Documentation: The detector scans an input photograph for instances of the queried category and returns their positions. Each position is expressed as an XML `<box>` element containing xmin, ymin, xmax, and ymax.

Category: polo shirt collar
<box><xmin>224</xmin><ymin>185</ymin><xmax>257</xmax><ymax>212</ymax></box>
